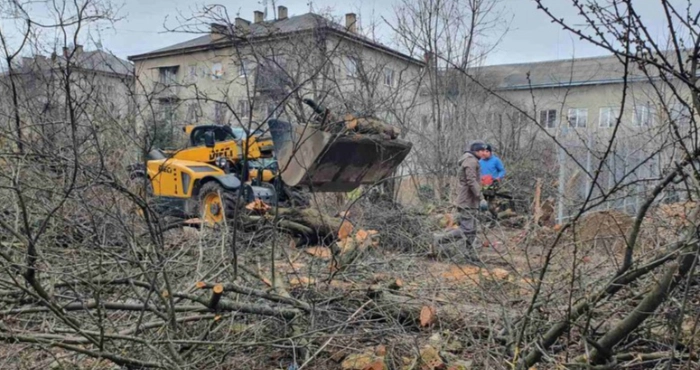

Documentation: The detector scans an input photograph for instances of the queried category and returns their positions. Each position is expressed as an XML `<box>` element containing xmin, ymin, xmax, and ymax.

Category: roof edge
<box><xmin>128</xmin><ymin>26</ymin><xmax>424</xmax><ymax>67</ymax></box>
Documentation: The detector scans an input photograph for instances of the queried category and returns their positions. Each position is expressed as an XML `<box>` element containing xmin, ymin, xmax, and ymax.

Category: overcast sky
<box><xmin>4</xmin><ymin>0</ymin><xmax>688</xmax><ymax>65</ymax></box>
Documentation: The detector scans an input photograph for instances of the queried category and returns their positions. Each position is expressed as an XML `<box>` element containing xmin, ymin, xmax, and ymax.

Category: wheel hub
<box><xmin>209</xmin><ymin>203</ymin><xmax>221</xmax><ymax>216</ymax></box>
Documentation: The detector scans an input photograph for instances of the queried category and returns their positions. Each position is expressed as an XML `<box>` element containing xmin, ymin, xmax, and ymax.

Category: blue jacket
<box><xmin>479</xmin><ymin>155</ymin><xmax>505</xmax><ymax>180</ymax></box>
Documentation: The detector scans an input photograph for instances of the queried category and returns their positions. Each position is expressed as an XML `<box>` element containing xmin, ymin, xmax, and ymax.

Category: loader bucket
<box><xmin>268</xmin><ymin>119</ymin><xmax>412</xmax><ymax>192</ymax></box>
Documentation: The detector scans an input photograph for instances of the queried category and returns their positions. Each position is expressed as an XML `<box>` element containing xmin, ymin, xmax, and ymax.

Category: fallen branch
<box><xmin>0</xmin><ymin>332</ymin><xmax>164</xmax><ymax>368</ymax></box>
<box><xmin>173</xmin><ymin>292</ymin><xmax>301</xmax><ymax>320</ymax></box>
<box><xmin>589</xmin><ymin>263</ymin><xmax>678</xmax><ymax>364</ymax></box>
<box><xmin>198</xmin><ymin>282</ymin><xmax>312</xmax><ymax>312</ymax></box>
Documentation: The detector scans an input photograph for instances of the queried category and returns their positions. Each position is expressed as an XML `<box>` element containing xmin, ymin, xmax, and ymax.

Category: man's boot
<box><xmin>462</xmin><ymin>234</ymin><xmax>485</xmax><ymax>267</ymax></box>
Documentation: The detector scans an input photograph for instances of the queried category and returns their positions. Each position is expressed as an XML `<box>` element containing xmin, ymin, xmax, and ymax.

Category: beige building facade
<box><xmin>128</xmin><ymin>7</ymin><xmax>426</xmax><ymax>148</ymax></box>
<box><xmin>475</xmin><ymin>55</ymin><xmax>694</xmax><ymax>218</ymax></box>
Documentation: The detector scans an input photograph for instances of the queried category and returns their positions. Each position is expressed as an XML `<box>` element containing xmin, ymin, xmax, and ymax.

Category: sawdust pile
<box><xmin>574</xmin><ymin>210</ymin><xmax>634</xmax><ymax>253</ymax></box>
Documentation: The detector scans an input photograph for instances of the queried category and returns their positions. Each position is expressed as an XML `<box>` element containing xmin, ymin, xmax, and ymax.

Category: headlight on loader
<box><xmin>215</xmin><ymin>157</ymin><xmax>227</xmax><ymax>169</ymax></box>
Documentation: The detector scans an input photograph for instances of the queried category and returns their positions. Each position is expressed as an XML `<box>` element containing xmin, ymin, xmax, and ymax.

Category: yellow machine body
<box><xmin>146</xmin><ymin>158</ymin><xmax>223</xmax><ymax>198</ymax></box>
<box><xmin>166</xmin><ymin>125</ymin><xmax>276</xmax><ymax>181</ymax></box>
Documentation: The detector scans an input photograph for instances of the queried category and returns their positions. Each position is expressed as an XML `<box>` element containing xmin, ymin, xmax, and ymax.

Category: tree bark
<box><xmin>589</xmin><ymin>263</ymin><xmax>678</xmax><ymax>364</ymax></box>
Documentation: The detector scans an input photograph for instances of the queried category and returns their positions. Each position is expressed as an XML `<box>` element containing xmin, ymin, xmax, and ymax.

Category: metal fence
<box><xmin>555</xmin><ymin>128</ymin><xmax>673</xmax><ymax>224</ymax></box>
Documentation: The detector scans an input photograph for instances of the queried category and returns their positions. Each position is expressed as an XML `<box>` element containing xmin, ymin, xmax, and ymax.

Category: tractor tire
<box><xmin>198</xmin><ymin>181</ymin><xmax>240</xmax><ymax>226</ymax></box>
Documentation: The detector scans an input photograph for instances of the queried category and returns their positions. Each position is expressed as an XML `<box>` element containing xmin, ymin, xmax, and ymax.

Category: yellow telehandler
<box><xmin>129</xmin><ymin>99</ymin><xmax>412</xmax><ymax>225</ymax></box>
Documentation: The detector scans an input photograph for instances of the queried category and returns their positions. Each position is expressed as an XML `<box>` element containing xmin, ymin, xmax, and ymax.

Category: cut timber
<box><xmin>343</xmin><ymin>114</ymin><xmax>401</xmax><ymax>139</ymax></box>
<box><xmin>304</xmin><ymin>246</ymin><xmax>332</xmax><ymax>260</ymax></box>
<box><xmin>533</xmin><ymin>178</ymin><xmax>542</xmax><ymax>225</ymax></box>
<box><xmin>275</xmin><ymin>207</ymin><xmax>352</xmax><ymax>244</ymax></box>
<box><xmin>208</xmin><ymin>284</ymin><xmax>224</xmax><ymax>309</ymax></box>
<box><xmin>388</xmin><ymin>279</ymin><xmax>404</xmax><ymax>291</ymax></box>
<box><xmin>419</xmin><ymin>306</ymin><xmax>437</xmax><ymax>327</ymax></box>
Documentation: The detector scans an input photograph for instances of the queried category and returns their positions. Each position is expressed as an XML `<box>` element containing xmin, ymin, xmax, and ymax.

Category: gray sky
<box><xmin>4</xmin><ymin>0</ymin><xmax>688</xmax><ymax>65</ymax></box>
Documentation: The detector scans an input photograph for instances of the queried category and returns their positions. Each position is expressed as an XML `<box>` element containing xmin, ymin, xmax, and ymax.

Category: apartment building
<box><xmin>1</xmin><ymin>45</ymin><xmax>133</xmax><ymax>121</ymax></box>
<box><xmin>0</xmin><ymin>45</ymin><xmax>134</xmax><ymax>153</ymax></box>
<box><xmin>128</xmin><ymin>6</ymin><xmax>425</xmax><ymax>147</ymax></box>
<box><xmin>474</xmin><ymin>54</ymin><xmax>693</xmax><ymax>217</ymax></box>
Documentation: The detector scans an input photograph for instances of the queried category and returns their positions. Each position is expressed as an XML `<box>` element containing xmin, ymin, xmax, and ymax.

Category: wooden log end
<box><xmin>212</xmin><ymin>284</ymin><xmax>224</xmax><ymax>294</ymax></box>
<box><xmin>195</xmin><ymin>281</ymin><xmax>206</xmax><ymax>289</ymax></box>
<box><xmin>419</xmin><ymin>305</ymin><xmax>437</xmax><ymax>327</ymax></box>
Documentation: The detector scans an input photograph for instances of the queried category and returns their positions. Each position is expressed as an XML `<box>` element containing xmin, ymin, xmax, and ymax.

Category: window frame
<box><xmin>539</xmin><ymin>109</ymin><xmax>557</xmax><ymax>128</ymax></box>
<box><xmin>345</xmin><ymin>56</ymin><xmax>359</xmax><ymax>77</ymax></box>
<box><xmin>214</xmin><ymin>102</ymin><xmax>227</xmax><ymax>124</ymax></box>
<box><xmin>383</xmin><ymin>67</ymin><xmax>395</xmax><ymax>87</ymax></box>
<box><xmin>238</xmin><ymin>60</ymin><xmax>249</xmax><ymax>77</ymax></box>
<box><xmin>187</xmin><ymin>64</ymin><xmax>198</xmax><ymax>79</ymax></box>
<box><xmin>599</xmin><ymin>106</ymin><xmax>620</xmax><ymax>128</ymax></box>
<box><xmin>186</xmin><ymin>102</ymin><xmax>202</xmax><ymax>122</ymax></box>
<box><xmin>211</xmin><ymin>62</ymin><xmax>223</xmax><ymax>80</ymax></box>
<box><xmin>567</xmin><ymin>108</ymin><xmax>588</xmax><ymax>128</ymax></box>
<box><xmin>237</xmin><ymin>100</ymin><xmax>250</xmax><ymax>117</ymax></box>
<box><xmin>634</xmin><ymin>105</ymin><xmax>654</xmax><ymax>126</ymax></box>
<box><xmin>158</xmin><ymin>66</ymin><xmax>179</xmax><ymax>85</ymax></box>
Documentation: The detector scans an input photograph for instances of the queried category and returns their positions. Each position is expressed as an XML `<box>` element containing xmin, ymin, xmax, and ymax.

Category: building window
<box><xmin>635</xmin><ymin>105</ymin><xmax>654</xmax><ymax>126</ymax></box>
<box><xmin>157</xmin><ymin>99</ymin><xmax>178</xmax><ymax>126</ymax></box>
<box><xmin>513</xmin><ymin>111</ymin><xmax>528</xmax><ymax>125</ymax></box>
<box><xmin>158</xmin><ymin>66</ymin><xmax>178</xmax><ymax>85</ymax></box>
<box><xmin>599</xmin><ymin>107</ymin><xmax>619</xmax><ymax>128</ymax></box>
<box><xmin>539</xmin><ymin>109</ymin><xmax>557</xmax><ymax>128</ymax></box>
<box><xmin>239</xmin><ymin>60</ymin><xmax>248</xmax><ymax>77</ymax></box>
<box><xmin>383</xmin><ymin>67</ymin><xmax>395</xmax><ymax>87</ymax></box>
<box><xmin>188</xmin><ymin>64</ymin><xmax>197</xmax><ymax>79</ymax></box>
<box><xmin>211</xmin><ymin>62</ymin><xmax>223</xmax><ymax>80</ymax></box>
<box><xmin>186</xmin><ymin>103</ymin><xmax>202</xmax><ymax>122</ymax></box>
<box><xmin>238</xmin><ymin>100</ymin><xmax>250</xmax><ymax>117</ymax></box>
<box><xmin>345</xmin><ymin>56</ymin><xmax>358</xmax><ymax>77</ymax></box>
<box><xmin>567</xmin><ymin>108</ymin><xmax>588</xmax><ymax>128</ymax></box>
<box><xmin>214</xmin><ymin>102</ymin><xmax>227</xmax><ymax>124</ymax></box>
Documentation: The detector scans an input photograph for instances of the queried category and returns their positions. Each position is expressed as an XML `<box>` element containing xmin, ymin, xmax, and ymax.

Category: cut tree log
<box><xmin>272</xmin><ymin>208</ymin><xmax>353</xmax><ymax>244</ymax></box>
<box><xmin>343</xmin><ymin>114</ymin><xmax>401</xmax><ymax>139</ymax></box>
<box><xmin>532</xmin><ymin>178</ymin><xmax>542</xmax><ymax>225</ymax></box>
<box><xmin>208</xmin><ymin>284</ymin><xmax>224</xmax><ymax>309</ymax></box>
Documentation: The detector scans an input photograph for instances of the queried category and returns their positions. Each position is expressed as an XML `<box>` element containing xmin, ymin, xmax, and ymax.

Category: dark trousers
<box><xmin>435</xmin><ymin>207</ymin><xmax>477</xmax><ymax>247</ymax></box>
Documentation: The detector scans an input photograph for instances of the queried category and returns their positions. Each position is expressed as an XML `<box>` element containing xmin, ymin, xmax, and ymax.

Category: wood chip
<box><xmin>304</xmin><ymin>246</ymin><xmax>332</xmax><ymax>259</ymax></box>
<box><xmin>487</xmin><ymin>268</ymin><xmax>510</xmax><ymax>280</ymax></box>
<box><xmin>355</xmin><ymin>229</ymin><xmax>369</xmax><ymax>242</ymax></box>
<box><xmin>419</xmin><ymin>305</ymin><xmax>437</xmax><ymax>327</ymax></box>
<box><xmin>195</xmin><ymin>281</ymin><xmax>206</xmax><ymax>289</ymax></box>
<box><xmin>338</xmin><ymin>220</ymin><xmax>354</xmax><ymax>240</ymax></box>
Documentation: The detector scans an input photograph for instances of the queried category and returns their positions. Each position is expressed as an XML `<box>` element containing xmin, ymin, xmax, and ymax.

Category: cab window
<box><xmin>190</xmin><ymin>126</ymin><xmax>236</xmax><ymax>146</ymax></box>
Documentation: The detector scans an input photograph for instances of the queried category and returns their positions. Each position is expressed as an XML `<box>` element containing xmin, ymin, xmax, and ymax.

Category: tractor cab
<box><xmin>185</xmin><ymin>125</ymin><xmax>240</xmax><ymax>147</ymax></box>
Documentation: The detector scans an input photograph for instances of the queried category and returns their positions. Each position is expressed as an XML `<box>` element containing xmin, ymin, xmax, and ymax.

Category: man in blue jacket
<box><xmin>479</xmin><ymin>144</ymin><xmax>505</xmax><ymax>182</ymax></box>
<box><xmin>480</xmin><ymin>144</ymin><xmax>506</xmax><ymax>221</ymax></box>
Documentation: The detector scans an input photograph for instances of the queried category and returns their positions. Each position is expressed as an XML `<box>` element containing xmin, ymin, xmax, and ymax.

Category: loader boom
<box><xmin>268</xmin><ymin>101</ymin><xmax>412</xmax><ymax>192</ymax></box>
